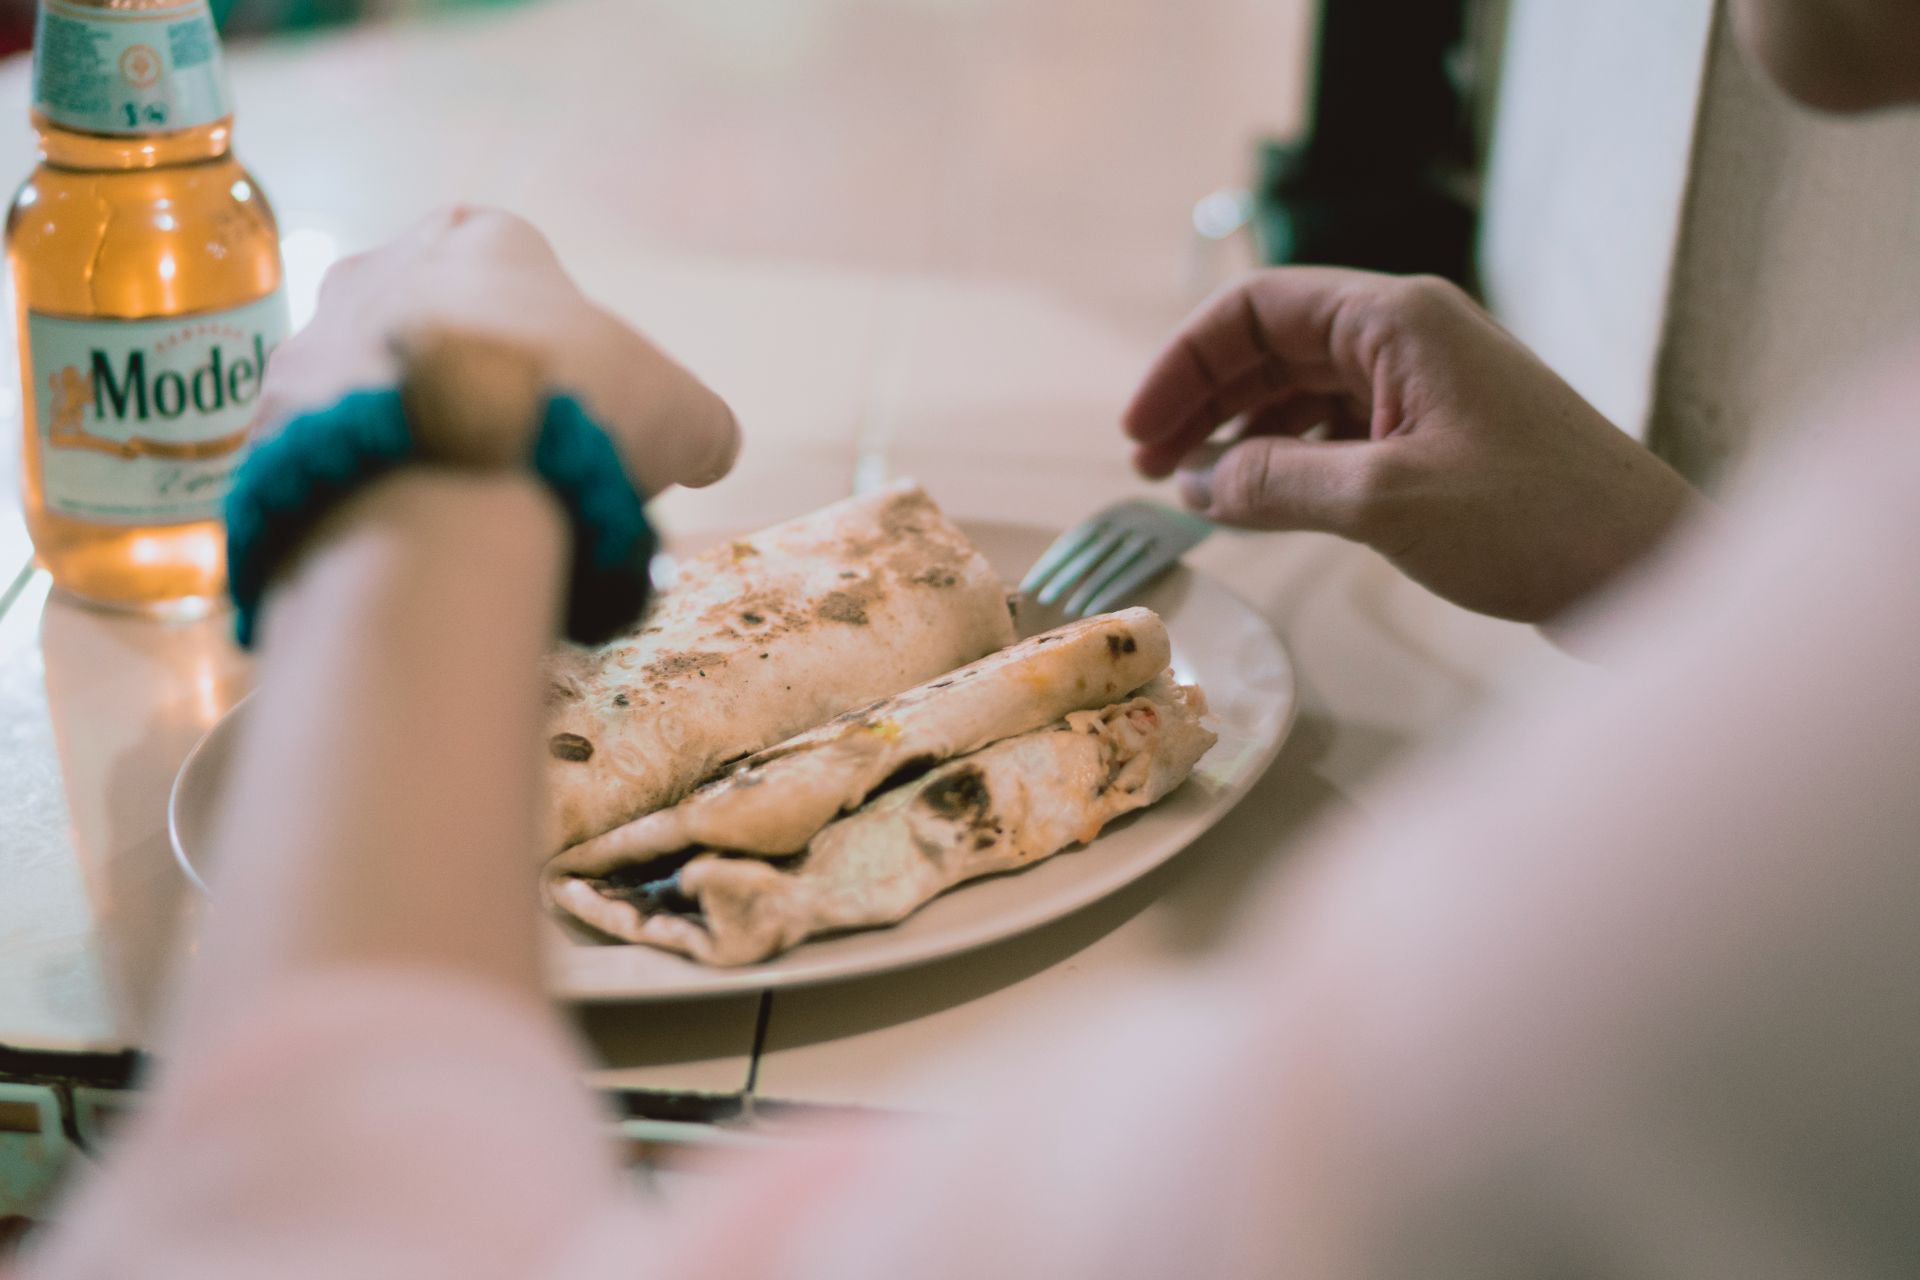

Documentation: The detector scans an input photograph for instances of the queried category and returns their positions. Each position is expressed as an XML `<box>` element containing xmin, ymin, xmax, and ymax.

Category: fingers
<box><xmin>1123</xmin><ymin>327</ymin><xmax>1269</xmax><ymax>457</ymax></box>
<box><xmin>434</xmin><ymin>205</ymin><xmax>565</xmax><ymax>272</ymax></box>
<box><xmin>1124</xmin><ymin>267</ymin><xmax>1380</xmax><ymax>472</ymax></box>
<box><xmin>1124</xmin><ymin>290</ymin><xmax>1281</xmax><ymax>471</ymax></box>
<box><xmin>561</xmin><ymin>312</ymin><xmax>741</xmax><ymax>494</ymax></box>
<box><xmin>606</xmin><ymin>358</ymin><xmax>741</xmax><ymax>494</ymax></box>
<box><xmin>266</xmin><ymin>207</ymin><xmax>742</xmax><ymax>493</ymax></box>
<box><xmin>1133</xmin><ymin>384</ymin><xmax>1369</xmax><ymax>479</ymax></box>
<box><xmin>1175</xmin><ymin>435</ymin><xmax>1388</xmax><ymax>536</ymax></box>
<box><xmin>415</xmin><ymin>210</ymin><xmax>739</xmax><ymax>491</ymax></box>
<box><xmin>1239</xmin><ymin>394</ymin><xmax>1368</xmax><ymax>442</ymax></box>
<box><xmin>386</xmin><ymin>204</ymin><xmax>560</xmax><ymax>267</ymax></box>
<box><xmin>1132</xmin><ymin>371</ymin><xmax>1311</xmax><ymax>479</ymax></box>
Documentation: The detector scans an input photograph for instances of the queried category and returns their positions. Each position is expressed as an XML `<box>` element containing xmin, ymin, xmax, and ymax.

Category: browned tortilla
<box><xmin>551</xmin><ymin>676</ymin><xmax>1216</xmax><ymax>964</ymax></box>
<box><xmin>548</xmin><ymin>608</ymin><xmax>1172</xmax><ymax>875</ymax></box>
<box><xmin>541</xmin><ymin>483</ymin><xmax>1014</xmax><ymax>853</ymax></box>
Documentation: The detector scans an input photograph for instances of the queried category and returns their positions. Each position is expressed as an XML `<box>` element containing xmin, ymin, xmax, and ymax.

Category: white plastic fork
<box><xmin>1019</xmin><ymin>499</ymin><xmax>1215</xmax><ymax>618</ymax></box>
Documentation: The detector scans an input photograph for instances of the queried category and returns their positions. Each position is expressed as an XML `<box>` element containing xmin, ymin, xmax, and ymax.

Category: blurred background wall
<box><xmin>1480</xmin><ymin>0</ymin><xmax>1920</xmax><ymax>486</ymax></box>
<box><xmin>3</xmin><ymin>0</ymin><xmax>1915</xmax><ymax>489</ymax></box>
<box><xmin>1644</xmin><ymin>6</ymin><xmax>1920</xmax><ymax>483</ymax></box>
<box><xmin>1477</xmin><ymin>0</ymin><xmax>1717</xmax><ymax>446</ymax></box>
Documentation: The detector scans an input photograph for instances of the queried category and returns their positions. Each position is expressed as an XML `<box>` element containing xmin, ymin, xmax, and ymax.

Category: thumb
<box><xmin>1177</xmin><ymin>436</ymin><xmax>1381</xmax><ymax>534</ymax></box>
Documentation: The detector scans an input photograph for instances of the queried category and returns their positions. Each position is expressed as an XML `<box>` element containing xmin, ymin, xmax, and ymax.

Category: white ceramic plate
<box><xmin>170</xmin><ymin>520</ymin><xmax>1296</xmax><ymax>1000</ymax></box>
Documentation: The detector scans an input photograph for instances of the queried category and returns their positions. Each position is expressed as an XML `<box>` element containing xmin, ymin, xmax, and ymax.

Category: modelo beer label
<box><xmin>32</xmin><ymin>0</ymin><xmax>232</xmax><ymax>136</ymax></box>
<box><xmin>30</xmin><ymin>290</ymin><xmax>288</xmax><ymax>525</ymax></box>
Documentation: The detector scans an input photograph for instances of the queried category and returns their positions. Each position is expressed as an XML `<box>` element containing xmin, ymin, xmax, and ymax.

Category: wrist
<box><xmin>325</xmin><ymin>469</ymin><xmax>567</xmax><ymax>557</ymax></box>
<box><xmin>258</xmin><ymin>470</ymin><xmax>568</xmax><ymax>651</ymax></box>
<box><xmin>227</xmin><ymin>372</ymin><xmax>658</xmax><ymax>649</ymax></box>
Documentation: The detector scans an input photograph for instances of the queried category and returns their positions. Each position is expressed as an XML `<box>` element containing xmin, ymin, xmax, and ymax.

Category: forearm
<box><xmin>170</xmin><ymin>470</ymin><xmax>568</xmax><ymax>1055</ymax></box>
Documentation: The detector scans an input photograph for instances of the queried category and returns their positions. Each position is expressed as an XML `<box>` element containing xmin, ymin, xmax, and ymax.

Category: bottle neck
<box><xmin>34</xmin><ymin>113</ymin><xmax>233</xmax><ymax>171</ymax></box>
<box><xmin>29</xmin><ymin>0</ymin><xmax>236</xmax><ymax>170</ymax></box>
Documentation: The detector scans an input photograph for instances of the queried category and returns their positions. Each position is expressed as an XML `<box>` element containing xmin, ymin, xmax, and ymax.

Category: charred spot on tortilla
<box><xmin>1105</xmin><ymin>633</ymin><xmax>1138</xmax><ymax>658</ymax></box>
<box><xmin>645</xmin><ymin>650</ymin><xmax>728</xmax><ymax>681</ymax></box>
<box><xmin>884</xmin><ymin>538</ymin><xmax>967</xmax><ymax>584</ymax></box>
<box><xmin>872</xmin><ymin>753</ymin><xmax>939</xmax><ymax>800</ymax></box>
<box><xmin>603</xmin><ymin>849</ymin><xmax>699</xmax><ymax>888</ymax></box>
<box><xmin>549</xmin><ymin>733</ymin><xmax>595</xmax><ymax>763</ymax></box>
<box><xmin>921</xmin><ymin>766</ymin><xmax>993</xmax><ymax>828</ymax></box>
<box><xmin>705</xmin><ymin>588</ymin><xmax>791</xmax><ymax>627</ymax></box>
<box><xmin>879</xmin><ymin>487</ymin><xmax>936</xmax><ymax>535</ymax></box>
<box><xmin>597</xmin><ymin>850</ymin><xmax>705</xmax><ymax>917</ymax></box>
<box><xmin>817</xmin><ymin>590</ymin><xmax>871</xmax><ymax>625</ymax></box>
<box><xmin>612</xmin><ymin>692</ymin><xmax>630</xmax><ymax>708</ymax></box>
<box><xmin>647</xmin><ymin>876</ymin><xmax>704</xmax><ymax>918</ymax></box>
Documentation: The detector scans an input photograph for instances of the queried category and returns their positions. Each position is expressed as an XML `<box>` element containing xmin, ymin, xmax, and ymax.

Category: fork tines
<box><xmin>1019</xmin><ymin>500</ymin><xmax>1213</xmax><ymax>618</ymax></box>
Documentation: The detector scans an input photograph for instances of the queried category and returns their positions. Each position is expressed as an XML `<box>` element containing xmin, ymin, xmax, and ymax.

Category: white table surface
<box><xmin>0</xmin><ymin>0</ymin><xmax>1572</xmax><ymax>1111</ymax></box>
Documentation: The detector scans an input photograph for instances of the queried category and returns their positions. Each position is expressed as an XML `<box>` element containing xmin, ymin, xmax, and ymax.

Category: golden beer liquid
<box><xmin>8</xmin><ymin>31</ymin><xmax>282</xmax><ymax>612</ymax></box>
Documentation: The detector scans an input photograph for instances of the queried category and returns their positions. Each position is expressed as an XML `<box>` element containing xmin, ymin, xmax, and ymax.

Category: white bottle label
<box><xmin>33</xmin><ymin>0</ymin><xmax>232</xmax><ymax>136</ymax></box>
<box><xmin>29</xmin><ymin>290</ymin><xmax>289</xmax><ymax>526</ymax></box>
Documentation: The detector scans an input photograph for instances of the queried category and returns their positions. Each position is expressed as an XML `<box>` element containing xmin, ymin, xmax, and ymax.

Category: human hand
<box><xmin>256</xmin><ymin>206</ymin><xmax>739</xmax><ymax>495</ymax></box>
<box><xmin>1125</xmin><ymin>269</ymin><xmax>1700</xmax><ymax>622</ymax></box>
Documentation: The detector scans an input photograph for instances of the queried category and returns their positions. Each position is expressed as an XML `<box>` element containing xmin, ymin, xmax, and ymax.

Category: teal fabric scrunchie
<box><xmin>226</xmin><ymin>389</ymin><xmax>656</xmax><ymax>649</ymax></box>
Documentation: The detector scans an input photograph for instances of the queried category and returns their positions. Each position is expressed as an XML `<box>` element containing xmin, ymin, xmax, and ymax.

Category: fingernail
<box><xmin>1174</xmin><ymin>443</ymin><xmax>1225</xmax><ymax>512</ymax></box>
<box><xmin>699</xmin><ymin>403</ymin><xmax>744</xmax><ymax>485</ymax></box>
<box><xmin>1176</xmin><ymin>464</ymin><xmax>1213</xmax><ymax>512</ymax></box>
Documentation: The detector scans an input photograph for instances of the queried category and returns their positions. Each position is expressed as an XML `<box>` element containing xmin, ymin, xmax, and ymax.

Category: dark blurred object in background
<box><xmin>0</xmin><ymin>0</ymin><xmax>526</xmax><ymax>58</ymax></box>
<box><xmin>2</xmin><ymin>0</ymin><xmax>34</xmax><ymax>57</ymax></box>
<box><xmin>1252</xmin><ymin>0</ymin><xmax>1481</xmax><ymax>286</ymax></box>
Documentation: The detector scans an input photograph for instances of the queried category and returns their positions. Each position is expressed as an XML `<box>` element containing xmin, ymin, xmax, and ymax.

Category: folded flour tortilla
<box><xmin>552</xmin><ymin>676</ymin><xmax>1216</xmax><ymax>965</ymax></box>
<box><xmin>541</xmin><ymin>484</ymin><xmax>1014</xmax><ymax>852</ymax></box>
<box><xmin>548</xmin><ymin>608</ymin><xmax>1172</xmax><ymax>876</ymax></box>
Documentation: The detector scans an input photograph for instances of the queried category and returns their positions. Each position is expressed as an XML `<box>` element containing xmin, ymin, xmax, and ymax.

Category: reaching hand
<box><xmin>1124</xmin><ymin>268</ymin><xmax>1699</xmax><ymax>623</ymax></box>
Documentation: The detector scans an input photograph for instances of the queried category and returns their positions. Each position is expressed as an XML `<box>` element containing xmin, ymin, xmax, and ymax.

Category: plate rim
<box><xmin>169</xmin><ymin>517</ymin><xmax>1296</xmax><ymax>1001</ymax></box>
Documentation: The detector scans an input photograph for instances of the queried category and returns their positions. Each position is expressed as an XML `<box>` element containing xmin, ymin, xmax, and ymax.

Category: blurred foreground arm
<box><xmin>26</xmin><ymin>209</ymin><xmax>738</xmax><ymax>1276</ymax></box>
<box><xmin>163</xmin><ymin>208</ymin><xmax>737</xmax><ymax>1050</ymax></box>
<box><xmin>680</xmin><ymin>359</ymin><xmax>1920</xmax><ymax>1277</ymax></box>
